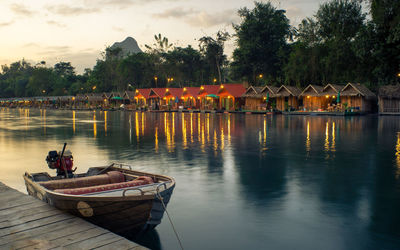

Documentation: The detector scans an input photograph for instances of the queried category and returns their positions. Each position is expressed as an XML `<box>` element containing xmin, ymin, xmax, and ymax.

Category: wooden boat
<box><xmin>23</xmin><ymin>163</ymin><xmax>175</xmax><ymax>233</ymax></box>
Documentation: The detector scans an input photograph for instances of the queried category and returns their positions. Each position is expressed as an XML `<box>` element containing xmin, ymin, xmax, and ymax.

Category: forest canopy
<box><xmin>0</xmin><ymin>0</ymin><xmax>399</xmax><ymax>98</ymax></box>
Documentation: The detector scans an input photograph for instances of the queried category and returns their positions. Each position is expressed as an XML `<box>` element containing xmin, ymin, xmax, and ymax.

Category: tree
<box><xmin>231</xmin><ymin>1</ymin><xmax>292</xmax><ymax>84</ymax></box>
<box><xmin>199</xmin><ymin>31</ymin><xmax>230</xmax><ymax>84</ymax></box>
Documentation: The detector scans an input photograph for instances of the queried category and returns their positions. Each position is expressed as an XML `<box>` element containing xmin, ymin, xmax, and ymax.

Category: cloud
<box><xmin>46</xmin><ymin>20</ymin><xmax>67</xmax><ymax>28</ymax></box>
<box><xmin>0</xmin><ymin>21</ymin><xmax>14</xmax><ymax>27</ymax></box>
<box><xmin>153</xmin><ymin>8</ymin><xmax>194</xmax><ymax>19</ymax></box>
<box><xmin>187</xmin><ymin>9</ymin><xmax>239</xmax><ymax>28</ymax></box>
<box><xmin>83</xmin><ymin>0</ymin><xmax>135</xmax><ymax>9</ymax></box>
<box><xmin>285</xmin><ymin>5</ymin><xmax>305</xmax><ymax>25</ymax></box>
<box><xmin>10</xmin><ymin>4</ymin><xmax>35</xmax><ymax>17</ymax></box>
<box><xmin>47</xmin><ymin>5</ymin><xmax>100</xmax><ymax>16</ymax></box>
<box><xmin>153</xmin><ymin>8</ymin><xmax>239</xmax><ymax>28</ymax></box>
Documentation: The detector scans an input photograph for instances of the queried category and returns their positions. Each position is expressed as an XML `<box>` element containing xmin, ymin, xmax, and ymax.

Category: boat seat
<box><xmin>38</xmin><ymin>171</ymin><xmax>125</xmax><ymax>190</ymax></box>
<box><xmin>54</xmin><ymin>176</ymin><xmax>154</xmax><ymax>195</ymax></box>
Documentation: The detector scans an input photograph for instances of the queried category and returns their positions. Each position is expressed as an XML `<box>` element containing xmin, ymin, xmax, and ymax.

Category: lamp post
<box><xmin>154</xmin><ymin>76</ymin><xmax>158</xmax><ymax>87</ymax></box>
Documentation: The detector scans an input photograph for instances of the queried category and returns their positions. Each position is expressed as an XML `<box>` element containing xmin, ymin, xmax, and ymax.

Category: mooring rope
<box><xmin>156</xmin><ymin>190</ymin><xmax>184</xmax><ymax>250</ymax></box>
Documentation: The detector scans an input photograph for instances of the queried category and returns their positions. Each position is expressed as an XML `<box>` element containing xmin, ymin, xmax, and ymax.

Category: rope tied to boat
<box><xmin>156</xmin><ymin>187</ymin><xmax>184</xmax><ymax>250</ymax></box>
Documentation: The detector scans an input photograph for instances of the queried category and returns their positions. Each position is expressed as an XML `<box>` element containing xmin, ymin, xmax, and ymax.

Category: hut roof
<box><xmin>58</xmin><ymin>96</ymin><xmax>74</xmax><ymax>101</ymax></box>
<box><xmin>102</xmin><ymin>92</ymin><xmax>112</xmax><ymax>98</ymax></box>
<box><xmin>322</xmin><ymin>84</ymin><xmax>343</xmax><ymax>94</ymax></box>
<box><xmin>218</xmin><ymin>83</ymin><xmax>246</xmax><ymax>98</ymax></box>
<box><xmin>183</xmin><ymin>87</ymin><xmax>201</xmax><ymax>98</ymax></box>
<box><xmin>260</xmin><ymin>85</ymin><xmax>279</xmax><ymax>96</ymax></box>
<box><xmin>123</xmin><ymin>91</ymin><xmax>135</xmax><ymax>99</ymax></box>
<box><xmin>149</xmin><ymin>88</ymin><xmax>166</xmax><ymax>98</ymax></box>
<box><xmin>340</xmin><ymin>83</ymin><xmax>376</xmax><ymax>99</ymax></box>
<box><xmin>198</xmin><ymin>85</ymin><xmax>220</xmax><ymax>97</ymax></box>
<box><xmin>133</xmin><ymin>89</ymin><xmax>151</xmax><ymax>99</ymax></box>
<box><xmin>165</xmin><ymin>88</ymin><xmax>183</xmax><ymax>98</ymax></box>
<box><xmin>242</xmin><ymin>86</ymin><xmax>263</xmax><ymax>98</ymax></box>
<box><xmin>379</xmin><ymin>85</ymin><xmax>400</xmax><ymax>99</ymax></box>
<box><xmin>276</xmin><ymin>85</ymin><xmax>302</xmax><ymax>97</ymax></box>
<box><xmin>87</xmin><ymin>95</ymin><xmax>104</xmax><ymax>102</ymax></box>
<box><xmin>300</xmin><ymin>85</ymin><xmax>324</xmax><ymax>97</ymax></box>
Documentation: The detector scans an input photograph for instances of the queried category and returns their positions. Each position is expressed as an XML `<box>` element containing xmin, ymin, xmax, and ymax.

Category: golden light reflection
<box><xmin>190</xmin><ymin>113</ymin><xmax>194</xmax><ymax>143</ymax></box>
<box><xmin>141</xmin><ymin>112</ymin><xmax>145</xmax><ymax>136</ymax></box>
<box><xmin>201</xmin><ymin>117</ymin><xmax>205</xmax><ymax>152</ymax></box>
<box><xmin>221</xmin><ymin>126</ymin><xmax>224</xmax><ymax>150</ymax></box>
<box><xmin>206</xmin><ymin>113</ymin><xmax>210</xmax><ymax>143</ymax></box>
<box><xmin>395</xmin><ymin>132</ymin><xmax>400</xmax><ymax>178</ymax></box>
<box><xmin>135</xmin><ymin>112</ymin><xmax>140</xmax><ymax>142</ymax></box>
<box><xmin>331</xmin><ymin>122</ymin><xmax>336</xmax><ymax>152</ymax></box>
<box><xmin>104</xmin><ymin>111</ymin><xmax>107</xmax><ymax>135</ymax></box>
<box><xmin>155</xmin><ymin>127</ymin><xmax>159</xmax><ymax>152</ymax></box>
<box><xmin>228</xmin><ymin>114</ymin><xmax>231</xmax><ymax>145</ymax></box>
<box><xmin>324</xmin><ymin>122</ymin><xmax>329</xmax><ymax>152</ymax></box>
<box><xmin>213</xmin><ymin>129</ymin><xmax>218</xmax><ymax>153</ymax></box>
<box><xmin>182</xmin><ymin>113</ymin><xmax>187</xmax><ymax>149</ymax></box>
<box><xmin>72</xmin><ymin>111</ymin><xmax>76</xmax><ymax>134</ymax></box>
<box><xmin>129</xmin><ymin>114</ymin><xmax>132</xmax><ymax>144</ymax></box>
<box><xmin>306</xmin><ymin>121</ymin><xmax>310</xmax><ymax>152</ymax></box>
<box><xmin>93</xmin><ymin>112</ymin><xmax>97</xmax><ymax>138</ymax></box>
<box><xmin>197</xmin><ymin>113</ymin><xmax>201</xmax><ymax>143</ymax></box>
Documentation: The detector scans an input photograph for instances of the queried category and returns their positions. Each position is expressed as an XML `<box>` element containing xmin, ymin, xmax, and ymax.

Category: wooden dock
<box><xmin>0</xmin><ymin>182</ymin><xmax>147</xmax><ymax>249</ymax></box>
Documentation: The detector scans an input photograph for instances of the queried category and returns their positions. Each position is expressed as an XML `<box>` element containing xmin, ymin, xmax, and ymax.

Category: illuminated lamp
<box><xmin>136</xmin><ymin>90</ymin><xmax>139</xmax><ymax>93</ymax></box>
<box><xmin>307</xmin><ymin>96</ymin><xmax>310</xmax><ymax>99</ymax></box>
<box><xmin>183</xmin><ymin>87</ymin><xmax>187</xmax><ymax>91</ymax></box>
<box><xmin>166</xmin><ymin>89</ymin><xmax>169</xmax><ymax>92</ymax></box>
<box><xmin>163</xmin><ymin>97</ymin><xmax>167</xmax><ymax>100</ymax></box>
<box><xmin>104</xmin><ymin>99</ymin><xmax>107</xmax><ymax>102</ymax></box>
<box><xmin>333</xmin><ymin>96</ymin><xmax>336</xmax><ymax>98</ymax></box>
<box><xmin>198</xmin><ymin>97</ymin><xmax>201</xmax><ymax>99</ymax></box>
<box><xmin>181</xmin><ymin>97</ymin><xmax>185</xmax><ymax>100</ymax></box>
<box><xmin>326</xmin><ymin>95</ymin><xmax>329</xmax><ymax>98</ymax></box>
<box><xmin>220</xmin><ymin>85</ymin><xmax>224</xmax><ymax>88</ymax></box>
<box><xmin>72</xmin><ymin>97</ymin><xmax>75</xmax><ymax>101</ymax></box>
<box><xmin>200</xmin><ymin>86</ymin><xmax>204</xmax><ymax>90</ymax></box>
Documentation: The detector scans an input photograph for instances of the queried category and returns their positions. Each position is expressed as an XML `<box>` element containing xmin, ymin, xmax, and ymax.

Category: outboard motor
<box><xmin>46</xmin><ymin>150</ymin><xmax>59</xmax><ymax>169</ymax></box>
<box><xmin>45</xmin><ymin>148</ymin><xmax>75</xmax><ymax>177</ymax></box>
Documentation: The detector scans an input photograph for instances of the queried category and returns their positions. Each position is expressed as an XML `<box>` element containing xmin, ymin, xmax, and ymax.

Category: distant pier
<box><xmin>0</xmin><ymin>182</ymin><xmax>146</xmax><ymax>249</ymax></box>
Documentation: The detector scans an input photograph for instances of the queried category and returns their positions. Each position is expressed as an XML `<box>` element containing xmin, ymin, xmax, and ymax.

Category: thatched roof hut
<box><xmin>242</xmin><ymin>86</ymin><xmax>263</xmax><ymax>98</ymax></box>
<box><xmin>378</xmin><ymin>85</ymin><xmax>400</xmax><ymax>114</ymax></box>
<box><xmin>340</xmin><ymin>83</ymin><xmax>376</xmax><ymax>112</ymax></box>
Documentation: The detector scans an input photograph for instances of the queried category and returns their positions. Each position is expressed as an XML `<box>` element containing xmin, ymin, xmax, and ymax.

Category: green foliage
<box><xmin>231</xmin><ymin>1</ymin><xmax>292</xmax><ymax>84</ymax></box>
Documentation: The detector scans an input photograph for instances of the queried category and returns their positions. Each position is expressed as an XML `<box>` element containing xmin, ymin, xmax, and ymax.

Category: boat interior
<box><xmin>28</xmin><ymin>166</ymin><xmax>172</xmax><ymax>197</ymax></box>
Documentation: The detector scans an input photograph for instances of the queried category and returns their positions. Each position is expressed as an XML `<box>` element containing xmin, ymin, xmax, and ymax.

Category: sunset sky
<box><xmin>0</xmin><ymin>0</ymin><xmax>327</xmax><ymax>73</ymax></box>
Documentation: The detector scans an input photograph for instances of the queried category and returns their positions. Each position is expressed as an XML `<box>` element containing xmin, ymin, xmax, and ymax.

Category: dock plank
<box><xmin>0</xmin><ymin>182</ymin><xmax>146</xmax><ymax>249</ymax></box>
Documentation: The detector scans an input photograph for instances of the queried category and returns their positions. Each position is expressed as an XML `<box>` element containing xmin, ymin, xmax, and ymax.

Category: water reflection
<box><xmin>2</xmin><ymin>109</ymin><xmax>400</xmax><ymax>250</ymax></box>
<box><xmin>396</xmin><ymin>132</ymin><xmax>400</xmax><ymax>178</ymax></box>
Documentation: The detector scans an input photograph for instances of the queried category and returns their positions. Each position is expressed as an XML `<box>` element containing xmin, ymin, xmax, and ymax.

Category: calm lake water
<box><xmin>1</xmin><ymin>108</ymin><xmax>400</xmax><ymax>249</ymax></box>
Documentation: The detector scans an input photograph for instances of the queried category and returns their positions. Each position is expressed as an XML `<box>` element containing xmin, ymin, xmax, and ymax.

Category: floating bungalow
<box><xmin>320</xmin><ymin>84</ymin><xmax>343</xmax><ymax>111</ymax></box>
<box><xmin>164</xmin><ymin>88</ymin><xmax>184</xmax><ymax>109</ymax></box>
<box><xmin>378</xmin><ymin>85</ymin><xmax>400</xmax><ymax>115</ymax></box>
<box><xmin>198</xmin><ymin>85</ymin><xmax>220</xmax><ymax>110</ymax></box>
<box><xmin>275</xmin><ymin>85</ymin><xmax>302</xmax><ymax>111</ymax></box>
<box><xmin>148</xmin><ymin>88</ymin><xmax>166</xmax><ymax>110</ymax></box>
<box><xmin>260</xmin><ymin>85</ymin><xmax>279</xmax><ymax>110</ymax></box>
<box><xmin>300</xmin><ymin>85</ymin><xmax>324</xmax><ymax>111</ymax></box>
<box><xmin>182</xmin><ymin>87</ymin><xmax>200</xmax><ymax>109</ymax></box>
<box><xmin>217</xmin><ymin>83</ymin><xmax>246</xmax><ymax>111</ymax></box>
<box><xmin>340</xmin><ymin>83</ymin><xmax>376</xmax><ymax>112</ymax></box>
<box><xmin>86</xmin><ymin>93</ymin><xmax>104</xmax><ymax>108</ymax></box>
<box><xmin>131</xmin><ymin>89</ymin><xmax>151</xmax><ymax>108</ymax></box>
<box><xmin>242</xmin><ymin>86</ymin><xmax>264</xmax><ymax>111</ymax></box>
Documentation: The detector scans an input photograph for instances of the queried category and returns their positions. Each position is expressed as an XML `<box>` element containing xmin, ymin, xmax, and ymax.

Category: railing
<box><xmin>122</xmin><ymin>182</ymin><xmax>170</xmax><ymax>197</ymax></box>
<box><xmin>382</xmin><ymin>108</ymin><xmax>400</xmax><ymax>113</ymax></box>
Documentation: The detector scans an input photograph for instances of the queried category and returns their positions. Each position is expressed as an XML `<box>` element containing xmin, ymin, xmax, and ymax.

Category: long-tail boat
<box><xmin>23</xmin><ymin>163</ymin><xmax>175</xmax><ymax>233</ymax></box>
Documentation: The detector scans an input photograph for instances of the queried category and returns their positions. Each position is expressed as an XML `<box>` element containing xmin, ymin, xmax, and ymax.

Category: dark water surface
<box><xmin>1</xmin><ymin>108</ymin><xmax>400</xmax><ymax>250</ymax></box>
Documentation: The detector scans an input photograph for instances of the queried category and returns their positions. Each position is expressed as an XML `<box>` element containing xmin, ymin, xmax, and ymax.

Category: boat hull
<box><xmin>23</xmin><ymin>165</ymin><xmax>175</xmax><ymax>233</ymax></box>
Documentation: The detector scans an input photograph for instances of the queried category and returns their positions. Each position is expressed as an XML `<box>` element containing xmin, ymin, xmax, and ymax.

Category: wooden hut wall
<box><xmin>245</xmin><ymin>98</ymin><xmax>263</xmax><ymax>110</ymax></box>
<box><xmin>340</xmin><ymin>96</ymin><xmax>372</xmax><ymax>112</ymax></box>
<box><xmin>379</xmin><ymin>97</ymin><xmax>400</xmax><ymax>113</ymax></box>
<box><xmin>277</xmin><ymin>96</ymin><xmax>299</xmax><ymax>111</ymax></box>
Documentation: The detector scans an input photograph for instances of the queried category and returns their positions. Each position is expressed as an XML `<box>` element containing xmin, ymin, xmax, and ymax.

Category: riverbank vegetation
<box><xmin>0</xmin><ymin>0</ymin><xmax>399</xmax><ymax>98</ymax></box>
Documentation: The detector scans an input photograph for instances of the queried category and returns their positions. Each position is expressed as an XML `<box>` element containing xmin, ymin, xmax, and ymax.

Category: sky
<box><xmin>0</xmin><ymin>0</ymin><xmax>327</xmax><ymax>73</ymax></box>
